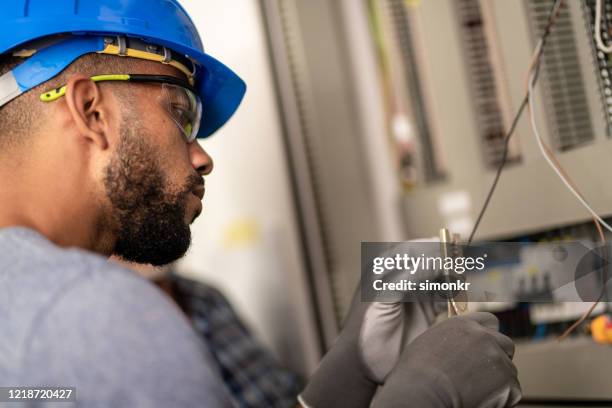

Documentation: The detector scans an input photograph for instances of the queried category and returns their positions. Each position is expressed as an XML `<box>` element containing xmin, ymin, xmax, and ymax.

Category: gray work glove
<box><xmin>372</xmin><ymin>312</ymin><xmax>522</xmax><ymax>408</ymax></box>
<box><xmin>299</xmin><ymin>238</ymin><xmax>444</xmax><ymax>408</ymax></box>
<box><xmin>298</xmin><ymin>291</ymin><xmax>430</xmax><ymax>408</ymax></box>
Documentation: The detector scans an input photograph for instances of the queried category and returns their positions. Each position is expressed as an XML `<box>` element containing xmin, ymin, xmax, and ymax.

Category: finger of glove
<box><xmin>476</xmin><ymin>374</ymin><xmax>522</xmax><ymax>408</ymax></box>
<box><xmin>501</xmin><ymin>350</ymin><xmax>519</xmax><ymax>377</ymax></box>
<box><xmin>463</xmin><ymin>314</ymin><xmax>515</xmax><ymax>360</ymax></box>
<box><xmin>458</xmin><ymin>313</ymin><xmax>515</xmax><ymax>358</ymax></box>
<box><xmin>507</xmin><ymin>376</ymin><xmax>523</xmax><ymax>407</ymax></box>
<box><xmin>444</xmin><ymin>320</ymin><xmax>516</xmax><ymax>367</ymax></box>
<box><xmin>465</xmin><ymin>321</ymin><xmax>515</xmax><ymax>361</ymax></box>
<box><xmin>360</xmin><ymin>302</ymin><xmax>405</xmax><ymax>382</ymax></box>
<box><xmin>462</xmin><ymin>312</ymin><xmax>500</xmax><ymax>331</ymax></box>
<box><xmin>403</xmin><ymin>301</ymin><xmax>434</xmax><ymax>344</ymax></box>
<box><xmin>465</xmin><ymin>346</ymin><xmax>520</xmax><ymax>408</ymax></box>
<box><xmin>485</xmin><ymin>328</ymin><xmax>516</xmax><ymax>359</ymax></box>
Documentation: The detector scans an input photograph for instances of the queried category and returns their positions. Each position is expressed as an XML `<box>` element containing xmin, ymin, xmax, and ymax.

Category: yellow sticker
<box><xmin>222</xmin><ymin>219</ymin><xmax>260</xmax><ymax>249</ymax></box>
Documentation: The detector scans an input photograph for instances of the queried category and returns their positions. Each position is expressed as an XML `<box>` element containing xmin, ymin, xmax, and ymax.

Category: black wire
<box><xmin>467</xmin><ymin>0</ymin><xmax>564</xmax><ymax>245</ymax></box>
<box><xmin>467</xmin><ymin>96</ymin><xmax>528</xmax><ymax>245</ymax></box>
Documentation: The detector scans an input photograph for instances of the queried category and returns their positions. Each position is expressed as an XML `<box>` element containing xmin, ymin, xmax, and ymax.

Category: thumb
<box><xmin>360</xmin><ymin>302</ymin><xmax>406</xmax><ymax>383</ymax></box>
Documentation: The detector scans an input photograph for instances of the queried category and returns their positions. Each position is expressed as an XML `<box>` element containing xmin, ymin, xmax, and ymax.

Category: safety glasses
<box><xmin>40</xmin><ymin>74</ymin><xmax>202</xmax><ymax>143</ymax></box>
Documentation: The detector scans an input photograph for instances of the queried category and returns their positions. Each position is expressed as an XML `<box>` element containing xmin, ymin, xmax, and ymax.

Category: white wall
<box><xmin>175</xmin><ymin>0</ymin><xmax>321</xmax><ymax>377</ymax></box>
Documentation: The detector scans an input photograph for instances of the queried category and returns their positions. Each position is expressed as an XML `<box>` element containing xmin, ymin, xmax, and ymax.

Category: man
<box><xmin>0</xmin><ymin>1</ymin><xmax>521</xmax><ymax>407</ymax></box>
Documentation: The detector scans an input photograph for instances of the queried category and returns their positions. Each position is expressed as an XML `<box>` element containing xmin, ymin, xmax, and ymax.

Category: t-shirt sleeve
<box><xmin>19</xmin><ymin>264</ymin><xmax>235</xmax><ymax>408</ymax></box>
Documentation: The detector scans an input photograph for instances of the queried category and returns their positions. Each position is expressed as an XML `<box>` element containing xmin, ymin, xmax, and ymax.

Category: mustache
<box><xmin>182</xmin><ymin>173</ymin><xmax>204</xmax><ymax>195</ymax></box>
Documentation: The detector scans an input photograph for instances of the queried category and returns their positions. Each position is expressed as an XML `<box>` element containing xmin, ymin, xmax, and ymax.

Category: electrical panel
<box><xmin>264</xmin><ymin>0</ymin><xmax>612</xmax><ymax>398</ymax></box>
<box><xmin>362</xmin><ymin>0</ymin><xmax>612</xmax><ymax>402</ymax></box>
<box><xmin>373</xmin><ymin>0</ymin><xmax>612</xmax><ymax>241</ymax></box>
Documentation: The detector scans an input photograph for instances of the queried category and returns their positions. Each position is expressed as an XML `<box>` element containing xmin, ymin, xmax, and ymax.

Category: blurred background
<box><xmin>174</xmin><ymin>0</ymin><xmax>612</xmax><ymax>406</ymax></box>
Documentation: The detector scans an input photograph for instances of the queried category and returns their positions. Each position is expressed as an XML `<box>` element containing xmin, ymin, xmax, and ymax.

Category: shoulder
<box><xmin>0</xmin><ymin>232</ymin><xmax>233</xmax><ymax>407</ymax></box>
<box><xmin>1</xmin><ymin>226</ymin><xmax>175</xmax><ymax>315</ymax></box>
<box><xmin>21</xmin><ymin>260</ymin><xmax>233</xmax><ymax>407</ymax></box>
<box><xmin>24</xmin><ymin>250</ymin><xmax>197</xmax><ymax>353</ymax></box>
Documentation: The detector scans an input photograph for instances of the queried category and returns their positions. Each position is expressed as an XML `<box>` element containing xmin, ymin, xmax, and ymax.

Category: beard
<box><xmin>103</xmin><ymin>122</ymin><xmax>202</xmax><ymax>266</ymax></box>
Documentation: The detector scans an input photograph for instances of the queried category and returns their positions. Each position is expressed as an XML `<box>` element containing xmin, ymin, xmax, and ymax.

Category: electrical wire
<box><xmin>460</xmin><ymin>0</ymin><xmax>609</xmax><ymax>338</ymax></box>
<box><xmin>527</xmin><ymin>73</ymin><xmax>612</xmax><ymax>235</ymax></box>
<box><xmin>467</xmin><ymin>0</ymin><xmax>565</xmax><ymax>245</ymax></box>
<box><xmin>527</xmin><ymin>84</ymin><xmax>606</xmax><ymax>339</ymax></box>
<box><xmin>467</xmin><ymin>97</ymin><xmax>528</xmax><ymax>245</ymax></box>
<box><xmin>525</xmin><ymin>42</ymin><xmax>608</xmax><ymax>341</ymax></box>
<box><xmin>595</xmin><ymin>0</ymin><xmax>612</xmax><ymax>53</ymax></box>
<box><xmin>461</xmin><ymin>0</ymin><xmax>608</xmax><ymax>337</ymax></box>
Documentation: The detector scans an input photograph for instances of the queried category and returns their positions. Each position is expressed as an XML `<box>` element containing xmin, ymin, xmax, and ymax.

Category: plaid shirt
<box><xmin>170</xmin><ymin>273</ymin><xmax>302</xmax><ymax>408</ymax></box>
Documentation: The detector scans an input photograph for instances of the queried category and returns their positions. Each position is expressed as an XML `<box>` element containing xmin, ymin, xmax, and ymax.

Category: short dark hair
<box><xmin>0</xmin><ymin>53</ymin><xmax>143</xmax><ymax>149</ymax></box>
<box><xmin>0</xmin><ymin>55</ymin><xmax>37</xmax><ymax>148</ymax></box>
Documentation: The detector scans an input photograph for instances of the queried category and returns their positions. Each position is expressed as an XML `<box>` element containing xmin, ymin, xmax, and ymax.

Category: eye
<box><xmin>171</xmin><ymin>104</ymin><xmax>191</xmax><ymax>124</ymax></box>
<box><xmin>169</xmin><ymin>103</ymin><xmax>194</xmax><ymax>143</ymax></box>
<box><xmin>171</xmin><ymin>103</ymin><xmax>188</xmax><ymax>115</ymax></box>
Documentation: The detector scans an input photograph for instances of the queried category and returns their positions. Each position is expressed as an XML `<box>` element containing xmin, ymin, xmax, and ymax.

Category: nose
<box><xmin>189</xmin><ymin>140</ymin><xmax>214</xmax><ymax>176</ymax></box>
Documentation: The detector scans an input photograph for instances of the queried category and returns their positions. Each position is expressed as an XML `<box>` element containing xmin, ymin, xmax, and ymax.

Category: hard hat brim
<box><xmin>192</xmin><ymin>51</ymin><xmax>246</xmax><ymax>139</ymax></box>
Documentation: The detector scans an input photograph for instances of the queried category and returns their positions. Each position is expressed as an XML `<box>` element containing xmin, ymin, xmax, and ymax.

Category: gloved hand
<box><xmin>299</xmin><ymin>239</ymin><xmax>446</xmax><ymax>408</ymax></box>
<box><xmin>372</xmin><ymin>312</ymin><xmax>522</xmax><ymax>408</ymax></box>
<box><xmin>299</xmin><ymin>286</ymin><xmax>436</xmax><ymax>408</ymax></box>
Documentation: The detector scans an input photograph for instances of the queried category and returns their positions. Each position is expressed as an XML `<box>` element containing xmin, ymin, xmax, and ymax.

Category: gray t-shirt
<box><xmin>0</xmin><ymin>227</ymin><xmax>235</xmax><ymax>407</ymax></box>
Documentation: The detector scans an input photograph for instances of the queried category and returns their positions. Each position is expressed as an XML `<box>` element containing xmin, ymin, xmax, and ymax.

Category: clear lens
<box><xmin>159</xmin><ymin>83</ymin><xmax>202</xmax><ymax>142</ymax></box>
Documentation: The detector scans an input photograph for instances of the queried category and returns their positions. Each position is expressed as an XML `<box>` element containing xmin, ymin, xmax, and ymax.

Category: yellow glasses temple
<box><xmin>40</xmin><ymin>74</ymin><xmax>131</xmax><ymax>102</ymax></box>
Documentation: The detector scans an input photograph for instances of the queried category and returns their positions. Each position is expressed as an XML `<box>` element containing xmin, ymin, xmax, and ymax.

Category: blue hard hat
<box><xmin>0</xmin><ymin>0</ymin><xmax>246</xmax><ymax>139</ymax></box>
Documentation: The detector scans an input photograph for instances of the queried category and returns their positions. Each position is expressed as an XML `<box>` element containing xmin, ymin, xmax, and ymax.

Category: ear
<box><xmin>64</xmin><ymin>74</ymin><xmax>111</xmax><ymax>150</ymax></box>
